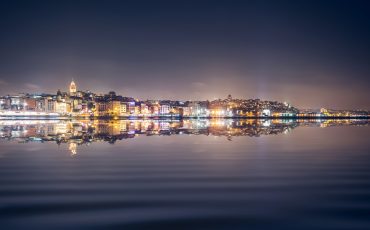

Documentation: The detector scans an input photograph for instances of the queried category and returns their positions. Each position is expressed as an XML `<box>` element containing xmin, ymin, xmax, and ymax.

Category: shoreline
<box><xmin>0</xmin><ymin>116</ymin><xmax>369</xmax><ymax>120</ymax></box>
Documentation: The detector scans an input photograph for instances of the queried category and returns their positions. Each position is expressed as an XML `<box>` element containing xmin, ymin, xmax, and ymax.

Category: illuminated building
<box><xmin>151</xmin><ymin>104</ymin><xmax>160</xmax><ymax>115</ymax></box>
<box><xmin>120</xmin><ymin>102</ymin><xmax>127</xmax><ymax>115</ymax></box>
<box><xmin>186</xmin><ymin>101</ymin><xmax>209</xmax><ymax>117</ymax></box>
<box><xmin>55</xmin><ymin>101</ymin><xmax>68</xmax><ymax>114</ymax></box>
<box><xmin>209</xmin><ymin>105</ymin><xmax>233</xmax><ymax>117</ymax></box>
<box><xmin>182</xmin><ymin>106</ymin><xmax>191</xmax><ymax>116</ymax></box>
<box><xmin>134</xmin><ymin>104</ymin><xmax>141</xmax><ymax>115</ymax></box>
<box><xmin>46</xmin><ymin>99</ymin><xmax>56</xmax><ymax>112</ymax></box>
<box><xmin>71</xmin><ymin>98</ymin><xmax>82</xmax><ymax>112</ymax></box>
<box><xmin>69</xmin><ymin>79</ymin><xmax>77</xmax><ymax>95</ymax></box>
<box><xmin>140</xmin><ymin>103</ymin><xmax>149</xmax><ymax>115</ymax></box>
<box><xmin>95</xmin><ymin>101</ymin><xmax>109</xmax><ymax>117</ymax></box>
<box><xmin>159</xmin><ymin>104</ymin><xmax>170</xmax><ymax>115</ymax></box>
<box><xmin>127</xmin><ymin>102</ymin><xmax>136</xmax><ymax>115</ymax></box>
<box><xmin>109</xmin><ymin>100</ymin><xmax>122</xmax><ymax>116</ymax></box>
<box><xmin>36</xmin><ymin>98</ymin><xmax>47</xmax><ymax>112</ymax></box>
<box><xmin>1</xmin><ymin>81</ymin><xmax>368</xmax><ymax>118</ymax></box>
<box><xmin>24</xmin><ymin>98</ymin><xmax>37</xmax><ymax>111</ymax></box>
<box><xmin>260</xmin><ymin>109</ymin><xmax>271</xmax><ymax>116</ymax></box>
<box><xmin>272</xmin><ymin>112</ymin><xmax>295</xmax><ymax>117</ymax></box>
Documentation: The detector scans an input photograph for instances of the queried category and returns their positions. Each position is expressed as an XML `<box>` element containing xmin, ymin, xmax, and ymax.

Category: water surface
<box><xmin>0</xmin><ymin>119</ymin><xmax>370</xmax><ymax>229</ymax></box>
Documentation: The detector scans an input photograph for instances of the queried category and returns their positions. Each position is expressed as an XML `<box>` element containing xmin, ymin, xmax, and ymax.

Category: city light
<box><xmin>0</xmin><ymin>80</ymin><xmax>369</xmax><ymax>119</ymax></box>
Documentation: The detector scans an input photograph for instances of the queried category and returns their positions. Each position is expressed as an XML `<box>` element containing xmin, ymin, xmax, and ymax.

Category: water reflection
<box><xmin>0</xmin><ymin>119</ymin><xmax>368</xmax><ymax>155</ymax></box>
<box><xmin>1</xmin><ymin>119</ymin><xmax>370</xmax><ymax>229</ymax></box>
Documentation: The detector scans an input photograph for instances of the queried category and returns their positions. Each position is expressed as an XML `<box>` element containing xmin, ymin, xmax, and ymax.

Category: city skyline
<box><xmin>1</xmin><ymin>80</ymin><xmax>369</xmax><ymax>119</ymax></box>
<box><xmin>2</xmin><ymin>78</ymin><xmax>370</xmax><ymax>111</ymax></box>
<box><xmin>1</xmin><ymin>1</ymin><xmax>370</xmax><ymax>109</ymax></box>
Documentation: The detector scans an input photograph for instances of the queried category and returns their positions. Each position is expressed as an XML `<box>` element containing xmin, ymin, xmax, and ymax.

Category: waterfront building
<box><xmin>55</xmin><ymin>101</ymin><xmax>68</xmax><ymax>114</ymax></box>
<box><xmin>94</xmin><ymin>101</ymin><xmax>109</xmax><ymax>117</ymax></box>
<box><xmin>150</xmin><ymin>104</ymin><xmax>160</xmax><ymax>115</ymax></box>
<box><xmin>272</xmin><ymin>112</ymin><xmax>295</xmax><ymax>117</ymax></box>
<box><xmin>36</xmin><ymin>98</ymin><xmax>47</xmax><ymax>112</ymax></box>
<box><xmin>259</xmin><ymin>109</ymin><xmax>271</xmax><ymax>117</ymax></box>
<box><xmin>209</xmin><ymin>105</ymin><xmax>233</xmax><ymax>117</ymax></box>
<box><xmin>186</xmin><ymin>101</ymin><xmax>209</xmax><ymax>117</ymax></box>
<box><xmin>140</xmin><ymin>103</ymin><xmax>150</xmax><ymax>115</ymax></box>
<box><xmin>120</xmin><ymin>102</ymin><xmax>127</xmax><ymax>116</ymax></box>
<box><xmin>109</xmin><ymin>100</ymin><xmax>122</xmax><ymax>116</ymax></box>
<box><xmin>46</xmin><ymin>99</ymin><xmax>56</xmax><ymax>112</ymax></box>
<box><xmin>134</xmin><ymin>103</ymin><xmax>141</xmax><ymax>115</ymax></box>
<box><xmin>24</xmin><ymin>97</ymin><xmax>37</xmax><ymax>111</ymax></box>
<box><xmin>159</xmin><ymin>104</ymin><xmax>170</xmax><ymax>115</ymax></box>
<box><xmin>127</xmin><ymin>102</ymin><xmax>135</xmax><ymax>115</ymax></box>
<box><xmin>9</xmin><ymin>96</ymin><xmax>24</xmax><ymax>110</ymax></box>
<box><xmin>182</xmin><ymin>106</ymin><xmax>191</xmax><ymax>116</ymax></box>
<box><xmin>1</xmin><ymin>80</ymin><xmax>368</xmax><ymax>118</ymax></box>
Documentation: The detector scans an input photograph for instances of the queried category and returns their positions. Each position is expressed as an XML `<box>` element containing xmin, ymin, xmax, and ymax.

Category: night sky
<box><xmin>0</xmin><ymin>0</ymin><xmax>369</xmax><ymax>109</ymax></box>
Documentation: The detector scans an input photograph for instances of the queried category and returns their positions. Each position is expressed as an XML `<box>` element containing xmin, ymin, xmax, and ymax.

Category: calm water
<box><xmin>0</xmin><ymin>119</ymin><xmax>370</xmax><ymax>230</ymax></box>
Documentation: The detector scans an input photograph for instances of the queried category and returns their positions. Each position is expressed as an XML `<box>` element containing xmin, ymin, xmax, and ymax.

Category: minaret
<box><xmin>69</xmin><ymin>79</ymin><xmax>77</xmax><ymax>95</ymax></box>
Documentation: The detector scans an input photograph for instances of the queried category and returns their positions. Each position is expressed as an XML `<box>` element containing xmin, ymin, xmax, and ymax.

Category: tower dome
<box><xmin>69</xmin><ymin>79</ymin><xmax>77</xmax><ymax>95</ymax></box>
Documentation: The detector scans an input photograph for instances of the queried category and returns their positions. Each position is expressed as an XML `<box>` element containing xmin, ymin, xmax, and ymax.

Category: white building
<box><xmin>159</xmin><ymin>104</ymin><xmax>170</xmax><ymax>115</ymax></box>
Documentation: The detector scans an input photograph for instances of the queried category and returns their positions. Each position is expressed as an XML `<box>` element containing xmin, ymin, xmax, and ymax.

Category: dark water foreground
<box><xmin>0</xmin><ymin>119</ymin><xmax>370</xmax><ymax>230</ymax></box>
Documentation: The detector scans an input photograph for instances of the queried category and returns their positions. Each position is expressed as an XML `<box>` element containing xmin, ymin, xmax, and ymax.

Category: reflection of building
<box><xmin>1</xmin><ymin>119</ymin><xmax>368</xmax><ymax>156</ymax></box>
<box><xmin>69</xmin><ymin>142</ymin><xmax>77</xmax><ymax>155</ymax></box>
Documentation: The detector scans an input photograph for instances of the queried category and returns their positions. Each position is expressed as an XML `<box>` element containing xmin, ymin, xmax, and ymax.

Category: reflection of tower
<box><xmin>69</xmin><ymin>142</ymin><xmax>77</xmax><ymax>156</ymax></box>
<box><xmin>69</xmin><ymin>79</ymin><xmax>77</xmax><ymax>95</ymax></box>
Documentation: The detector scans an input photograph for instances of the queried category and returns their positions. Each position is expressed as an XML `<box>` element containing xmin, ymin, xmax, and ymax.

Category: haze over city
<box><xmin>1</xmin><ymin>0</ymin><xmax>370</xmax><ymax>109</ymax></box>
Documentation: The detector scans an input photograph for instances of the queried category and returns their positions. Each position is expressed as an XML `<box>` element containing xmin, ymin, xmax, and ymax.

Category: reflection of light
<box><xmin>262</xmin><ymin>120</ymin><xmax>271</xmax><ymax>127</ymax></box>
<box><xmin>69</xmin><ymin>143</ymin><xmax>77</xmax><ymax>156</ymax></box>
<box><xmin>0</xmin><ymin>120</ymin><xmax>54</xmax><ymax>125</ymax></box>
<box><xmin>0</xmin><ymin>111</ymin><xmax>60</xmax><ymax>116</ymax></box>
<box><xmin>6</xmin><ymin>119</ymin><xmax>367</xmax><ymax>151</ymax></box>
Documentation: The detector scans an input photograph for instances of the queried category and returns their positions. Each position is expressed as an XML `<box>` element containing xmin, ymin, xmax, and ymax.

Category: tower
<box><xmin>69</xmin><ymin>79</ymin><xmax>77</xmax><ymax>95</ymax></box>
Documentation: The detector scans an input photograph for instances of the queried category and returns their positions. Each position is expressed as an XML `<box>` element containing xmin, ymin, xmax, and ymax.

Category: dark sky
<box><xmin>0</xmin><ymin>0</ymin><xmax>369</xmax><ymax>109</ymax></box>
